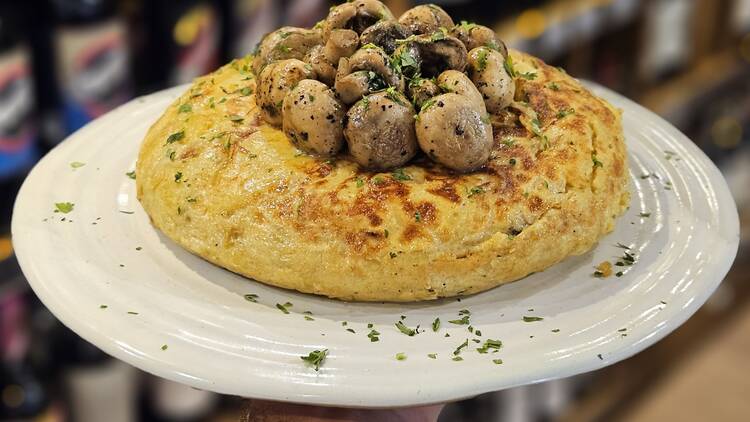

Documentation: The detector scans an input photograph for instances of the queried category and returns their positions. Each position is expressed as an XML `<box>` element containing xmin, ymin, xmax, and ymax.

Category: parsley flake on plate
<box><xmin>301</xmin><ymin>349</ymin><xmax>328</xmax><ymax>371</ymax></box>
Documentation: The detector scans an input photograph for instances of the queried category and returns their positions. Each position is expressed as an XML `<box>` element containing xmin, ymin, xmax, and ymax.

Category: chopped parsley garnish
<box><xmin>276</xmin><ymin>303</ymin><xmax>291</xmax><ymax>314</ymax></box>
<box><xmin>100</xmin><ymin>305</ymin><xmax>108</xmax><ymax>309</ymax></box>
<box><xmin>127</xmin><ymin>311</ymin><xmax>139</xmax><ymax>315</ymax></box>
<box><xmin>523</xmin><ymin>316</ymin><xmax>544</xmax><ymax>322</ymax></box>
<box><xmin>592</xmin><ymin>155</ymin><xmax>603</xmax><ymax>168</ymax></box>
<box><xmin>395</xmin><ymin>321</ymin><xmax>419</xmax><ymax>336</ymax></box>
<box><xmin>174</xmin><ymin>172</ymin><xmax>183</xmax><ymax>182</ymax></box>
<box><xmin>161</xmin><ymin>344</ymin><xmax>168</xmax><ymax>351</ymax></box>
<box><xmin>453</xmin><ymin>339</ymin><xmax>469</xmax><ymax>356</ymax></box>
<box><xmin>244</xmin><ymin>294</ymin><xmax>258</xmax><ymax>302</ymax></box>
<box><xmin>356</xmin><ymin>178</ymin><xmax>364</xmax><ymax>188</ymax></box>
<box><xmin>301</xmin><ymin>349</ymin><xmax>328</xmax><ymax>371</ymax></box>
<box><xmin>420</xmin><ymin>98</ymin><xmax>437</xmax><ymax>112</ymax></box>
<box><xmin>346</xmin><ymin>328</ymin><xmax>356</xmax><ymax>334</ymax></box>
<box><xmin>361</xmin><ymin>42</ymin><xmax>379</xmax><ymax>49</ymax></box>
<box><xmin>548</xmin><ymin>82</ymin><xmax>560</xmax><ymax>91</ymax></box>
<box><xmin>70</xmin><ymin>161</ymin><xmax>85</xmax><ymax>169</ymax></box>
<box><xmin>178</xmin><ymin>104</ymin><xmax>192</xmax><ymax>113</ymax></box>
<box><xmin>477</xmin><ymin>339</ymin><xmax>502</xmax><ymax>354</ymax></box>
<box><xmin>615</xmin><ymin>242</ymin><xmax>631</xmax><ymax>250</ymax></box>
<box><xmin>385</xmin><ymin>87</ymin><xmax>406</xmax><ymax>106</ymax></box>
<box><xmin>228</xmin><ymin>114</ymin><xmax>244</xmax><ymax>123</ymax></box>
<box><xmin>664</xmin><ymin>150</ymin><xmax>678</xmax><ymax>160</ymax></box>
<box><xmin>520</xmin><ymin>71</ymin><xmax>537</xmax><ymax>80</ymax></box>
<box><xmin>392</xmin><ymin>48</ymin><xmax>419</xmax><ymax>77</ymax></box>
<box><xmin>530</xmin><ymin>118</ymin><xmax>543</xmax><ymax>137</ymax></box>
<box><xmin>54</xmin><ymin>202</ymin><xmax>74</xmax><ymax>214</ymax></box>
<box><xmin>551</xmin><ymin>329</ymin><xmax>560</xmax><ymax>333</ymax></box>
<box><xmin>448</xmin><ymin>315</ymin><xmax>470</xmax><ymax>325</ymax></box>
<box><xmin>475</xmin><ymin>48</ymin><xmax>489</xmax><ymax>71</ymax></box>
<box><xmin>367</xmin><ymin>71</ymin><xmax>387</xmax><ymax>91</ymax></box>
<box><xmin>391</xmin><ymin>168</ymin><xmax>412</xmax><ymax>181</ymax></box>
<box><xmin>166</xmin><ymin>130</ymin><xmax>185</xmax><ymax>144</ymax></box>
<box><xmin>492</xmin><ymin>359</ymin><xmax>503</xmax><ymax>365</ymax></box>
<box><xmin>395</xmin><ymin>352</ymin><xmax>407</xmax><ymax>361</ymax></box>
<box><xmin>467</xmin><ymin>186</ymin><xmax>485</xmax><ymax>197</ymax></box>
<box><xmin>428</xmin><ymin>353</ymin><xmax>437</xmax><ymax>359</ymax></box>
<box><xmin>452</xmin><ymin>356</ymin><xmax>464</xmax><ymax>361</ymax></box>
<box><xmin>367</xmin><ymin>329</ymin><xmax>380</xmax><ymax>342</ymax></box>
<box><xmin>126</xmin><ymin>171</ymin><xmax>136</xmax><ymax>179</ymax></box>
<box><xmin>432</xmin><ymin>318</ymin><xmax>440</xmax><ymax>332</ymax></box>
<box><xmin>557</xmin><ymin>108</ymin><xmax>575</xmax><ymax>118</ymax></box>
<box><xmin>371</xmin><ymin>176</ymin><xmax>385</xmax><ymax>185</ymax></box>
<box><xmin>304</xmin><ymin>316</ymin><xmax>315</xmax><ymax>321</ymax></box>
<box><xmin>414</xmin><ymin>211</ymin><xmax>422</xmax><ymax>222</ymax></box>
<box><xmin>503</xmin><ymin>55</ymin><xmax>517</xmax><ymax>78</ymax></box>
<box><xmin>240</xmin><ymin>87</ymin><xmax>253</xmax><ymax>96</ymax></box>
<box><xmin>389</xmin><ymin>251</ymin><xmax>397</xmax><ymax>259</ymax></box>
<box><xmin>430</xmin><ymin>28</ymin><xmax>447</xmax><ymax>42</ymax></box>
<box><xmin>639</xmin><ymin>212</ymin><xmax>651</xmax><ymax>218</ymax></box>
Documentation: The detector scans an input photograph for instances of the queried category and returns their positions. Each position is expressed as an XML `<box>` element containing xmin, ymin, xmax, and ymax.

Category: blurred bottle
<box><xmin>0</xmin><ymin>280</ymin><xmax>64</xmax><ymax>421</ymax></box>
<box><xmin>139</xmin><ymin>0</ymin><xmax>223</xmax><ymax>88</ymax></box>
<box><xmin>228</xmin><ymin>0</ymin><xmax>280</xmax><ymax>58</ymax></box>
<box><xmin>50</xmin><ymin>0</ymin><xmax>133</xmax><ymax>136</ymax></box>
<box><xmin>0</xmin><ymin>4</ymin><xmax>38</xmax><ymax>197</ymax></box>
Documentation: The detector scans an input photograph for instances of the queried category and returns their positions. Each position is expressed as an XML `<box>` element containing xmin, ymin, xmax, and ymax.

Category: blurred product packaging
<box><xmin>0</xmin><ymin>4</ymin><xmax>38</xmax><ymax>182</ymax></box>
<box><xmin>51</xmin><ymin>0</ymin><xmax>133</xmax><ymax>136</ymax></box>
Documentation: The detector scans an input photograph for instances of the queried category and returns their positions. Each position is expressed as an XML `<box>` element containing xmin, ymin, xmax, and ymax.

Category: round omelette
<box><xmin>137</xmin><ymin>14</ymin><xmax>629</xmax><ymax>303</ymax></box>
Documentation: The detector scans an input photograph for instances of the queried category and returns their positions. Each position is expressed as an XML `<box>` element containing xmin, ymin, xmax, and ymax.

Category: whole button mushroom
<box><xmin>360</xmin><ymin>20</ymin><xmax>412</xmax><ymax>54</ymax></box>
<box><xmin>323</xmin><ymin>0</ymin><xmax>394</xmax><ymax>39</ymax></box>
<box><xmin>451</xmin><ymin>22</ymin><xmax>508</xmax><ymax>58</ymax></box>
<box><xmin>398</xmin><ymin>4</ymin><xmax>454</xmax><ymax>35</ymax></box>
<box><xmin>402</xmin><ymin>33</ymin><xmax>467</xmax><ymax>77</ymax></box>
<box><xmin>334</xmin><ymin>70</ymin><xmax>388</xmax><ymax>105</ymax></box>
<box><xmin>257</xmin><ymin>59</ymin><xmax>315</xmax><ymax>126</ymax></box>
<box><xmin>304</xmin><ymin>45</ymin><xmax>337</xmax><ymax>86</ymax></box>
<box><xmin>347</xmin><ymin>46</ymin><xmax>403</xmax><ymax>89</ymax></box>
<box><xmin>408</xmin><ymin>77</ymin><xmax>441</xmax><ymax>109</ymax></box>
<box><xmin>416</xmin><ymin>93</ymin><xmax>493</xmax><ymax>172</ymax></box>
<box><xmin>282</xmin><ymin>80</ymin><xmax>346</xmax><ymax>156</ymax></box>
<box><xmin>252</xmin><ymin>27</ymin><xmax>322</xmax><ymax>74</ymax></box>
<box><xmin>467</xmin><ymin>47</ymin><xmax>515</xmax><ymax>113</ymax></box>
<box><xmin>324</xmin><ymin>29</ymin><xmax>360</xmax><ymax>63</ymax></box>
<box><xmin>305</xmin><ymin>29</ymin><xmax>359</xmax><ymax>86</ymax></box>
<box><xmin>344</xmin><ymin>89</ymin><xmax>418</xmax><ymax>170</ymax></box>
<box><xmin>436</xmin><ymin>70</ymin><xmax>485</xmax><ymax>109</ymax></box>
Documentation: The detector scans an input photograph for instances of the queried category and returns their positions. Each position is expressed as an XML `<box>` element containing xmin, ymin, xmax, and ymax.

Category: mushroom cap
<box><xmin>415</xmin><ymin>93</ymin><xmax>493</xmax><ymax>172</ymax></box>
<box><xmin>408</xmin><ymin>77</ymin><xmax>441</xmax><ymax>109</ymax></box>
<box><xmin>344</xmin><ymin>90</ymin><xmax>418</xmax><ymax>170</ymax></box>
<box><xmin>282</xmin><ymin>79</ymin><xmax>346</xmax><ymax>156</ymax></box>
<box><xmin>347</xmin><ymin>46</ymin><xmax>403</xmax><ymax>89</ymax></box>
<box><xmin>324</xmin><ymin>0</ymin><xmax>395</xmax><ymax>38</ymax></box>
<box><xmin>252</xmin><ymin>27</ymin><xmax>322</xmax><ymax>74</ymax></box>
<box><xmin>467</xmin><ymin>47</ymin><xmax>515</xmax><ymax>113</ymax></box>
<box><xmin>257</xmin><ymin>59</ymin><xmax>315</xmax><ymax>126</ymax></box>
<box><xmin>334</xmin><ymin>70</ymin><xmax>387</xmax><ymax>105</ymax></box>
<box><xmin>436</xmin><ymin>70</ymin><xmax>485</xmax><ymax>109</ymax></box>
<box><xmin>407</xmin><ymin>33</ymin><xmax>468</xmax><ymax>77</ymax></box>
<box><xmin>398</xmin><ymin>4</ymin><xmax>454</xmax><ymax>35</ymax></box>
<box><xmin>451</xmin><ymin>23</ymin><xmax>508</xmax><ymax>58</ymax></box>
<box><xmin>360</xmin><ymin>20</ymin><xmax>412</xmax><ymax>54</ymax></box>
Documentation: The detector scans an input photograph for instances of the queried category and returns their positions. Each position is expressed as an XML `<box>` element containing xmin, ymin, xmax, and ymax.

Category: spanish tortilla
<box><xmin>136</xmin><ymin>50</ymin><xmax>630</xmax><ymax>302</ymax></box>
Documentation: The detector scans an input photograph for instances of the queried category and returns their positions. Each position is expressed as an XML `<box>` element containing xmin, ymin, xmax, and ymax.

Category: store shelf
<box><xmin>638</xmin><ymin>49</ymin><xmax>749</xmax><ymax>121</ymax></box>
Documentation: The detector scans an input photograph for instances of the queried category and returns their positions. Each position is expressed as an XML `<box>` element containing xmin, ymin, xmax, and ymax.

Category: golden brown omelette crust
<box><xmin>136</xmin><ymin>50</ymin><xmax>630</xmax><ymax>302</ymax></box>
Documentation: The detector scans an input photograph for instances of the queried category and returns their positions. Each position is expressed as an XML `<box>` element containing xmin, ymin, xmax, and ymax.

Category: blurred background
<box><xmin>0</xmin><ymin>0</ymin><xmax>749</xmax><ymax>421</ymax></box>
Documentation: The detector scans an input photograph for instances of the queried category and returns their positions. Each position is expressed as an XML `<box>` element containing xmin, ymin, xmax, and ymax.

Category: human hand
<box><xmin>240</xmin><ymin>399</ymin><xmax>444</xmax><ymax>422</ymax></box>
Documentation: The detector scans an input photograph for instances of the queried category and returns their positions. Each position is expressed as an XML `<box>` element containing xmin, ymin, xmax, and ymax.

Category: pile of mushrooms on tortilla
<box><xmin>254</xmin><ymin>1</ymin><xmax>515</xmax><ymax>173</ymax></box>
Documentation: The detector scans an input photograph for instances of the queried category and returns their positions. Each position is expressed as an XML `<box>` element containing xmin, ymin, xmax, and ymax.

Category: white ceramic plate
<box><xmin>12</xmin><ymin>83</ymin><xmax>739</xmax><ymax>408</ymax></box>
